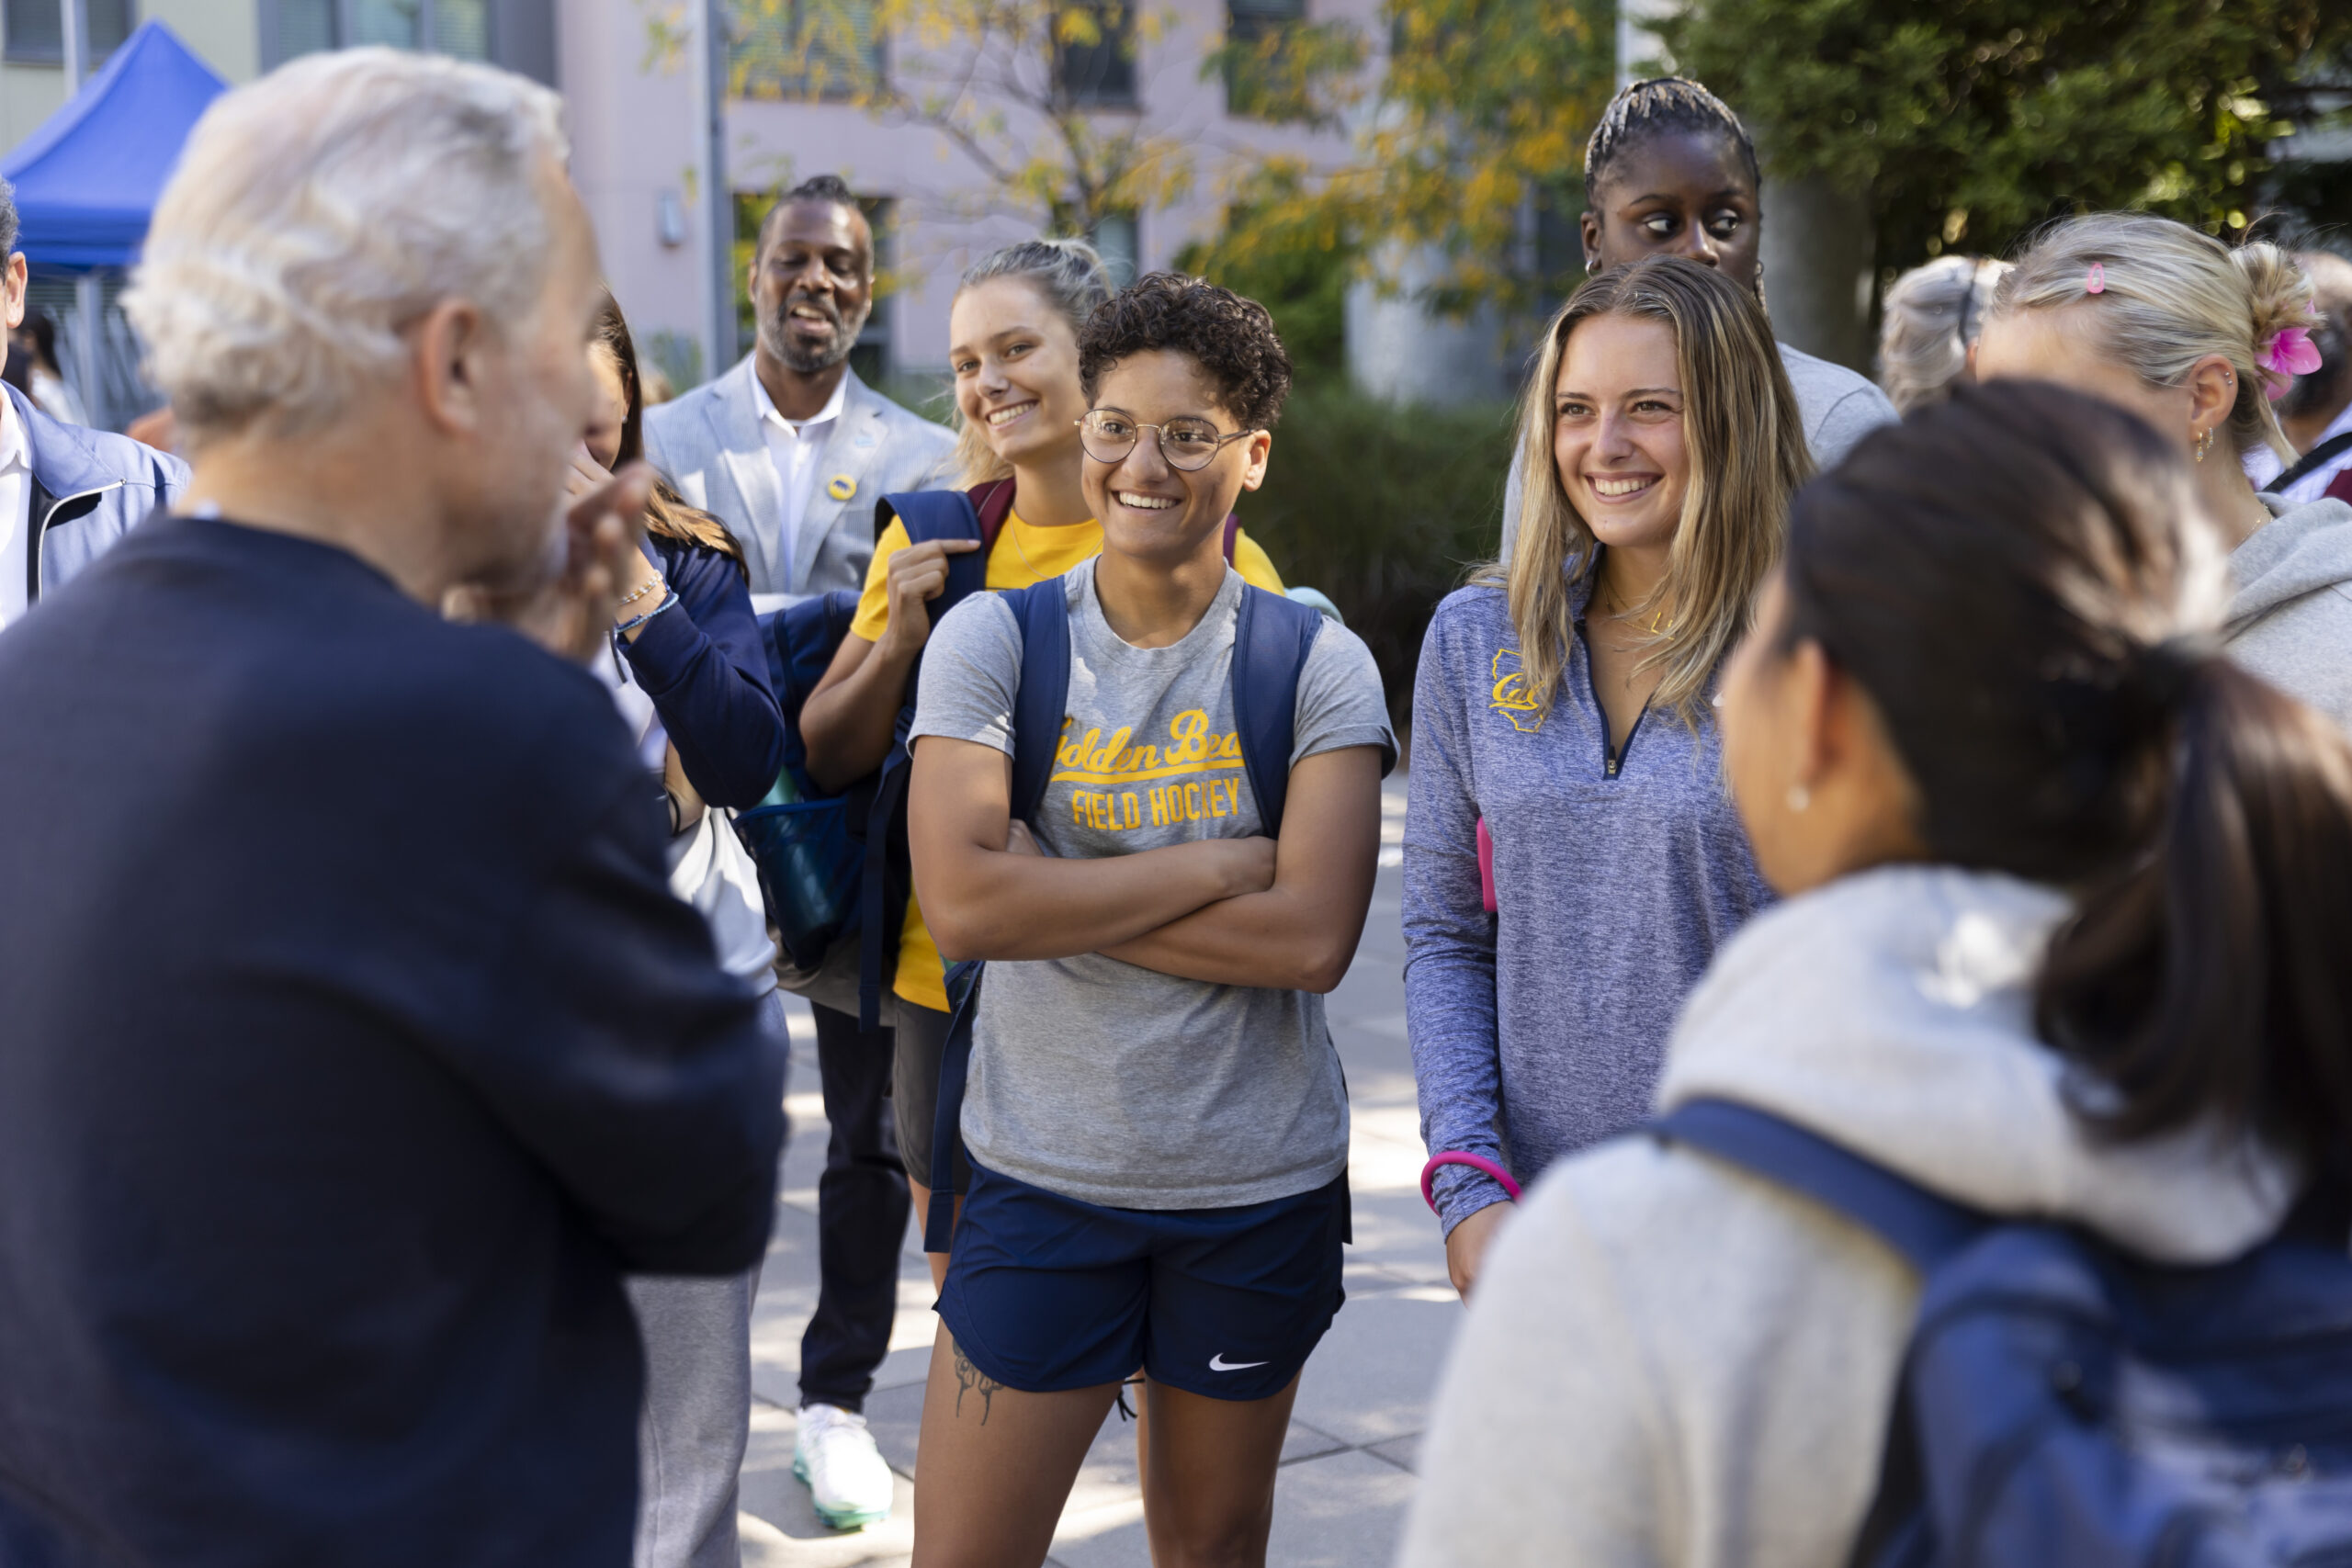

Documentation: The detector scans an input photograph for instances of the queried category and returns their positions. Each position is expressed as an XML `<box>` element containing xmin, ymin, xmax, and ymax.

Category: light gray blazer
<box><xmin>645</xmin><ymin>357</ymin><xmax>958</xmax><ymax>610</ymax></box>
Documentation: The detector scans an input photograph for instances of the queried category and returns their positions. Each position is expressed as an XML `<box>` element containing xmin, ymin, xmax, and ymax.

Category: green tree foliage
<box><xmin>1662</xmin><ymin>0</ymin><xmax>2352</xmax><ymax>265</ymax></box>
<box><xmin>1177</xmin><ymin>168</ymin><xmax>1358</xmax><ymax>378</ymax></box>
<box><xmin>645</xmin><ymin>0</ymin><xmax>1193</xmax><ymax>237</ymax></box>
<box><xmin>1242</xmin><ymin>388</ymin><xmax>1517</xmax><ymax>728</ymax></box>
<box><xmin>1200</xmin><ymin>0</ymin><xmax>1613</xmax><ymax>315</ymax></box>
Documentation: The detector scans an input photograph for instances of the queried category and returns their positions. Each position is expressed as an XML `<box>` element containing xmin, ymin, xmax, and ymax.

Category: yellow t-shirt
<box><xmin>854</xmin><ymin>508</ymin><xmax>1286</xmax><ymax>1012</ymax></box>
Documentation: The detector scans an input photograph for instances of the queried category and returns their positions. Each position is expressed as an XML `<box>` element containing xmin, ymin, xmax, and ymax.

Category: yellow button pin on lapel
<box><xmin>827</xmin><ymin>474</ymin><xmax>857</xmax><ymax>502</ymax></box>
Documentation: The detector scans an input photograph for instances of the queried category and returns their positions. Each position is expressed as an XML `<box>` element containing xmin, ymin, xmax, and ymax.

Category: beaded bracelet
<box><xmin>615</xmin><ymin>590</ymin><xmax>681</xmax><ymax>637</ymax></box>
<box><xmin>616</xmin><ymin>573</ymin><xmax>667</xmax><ymax>613</ymax></box>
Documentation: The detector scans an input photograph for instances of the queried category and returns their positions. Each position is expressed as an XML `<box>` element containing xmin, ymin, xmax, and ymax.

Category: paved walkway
<box><xmin>739</xmin><ymin>776</ymin><xmax>1457</xmax><ymax>1566</ymax></box>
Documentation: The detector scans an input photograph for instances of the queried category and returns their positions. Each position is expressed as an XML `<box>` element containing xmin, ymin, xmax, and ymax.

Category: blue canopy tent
<box><xmin>3</xmin><ymin>19</ymin><xmax>225</xmax><ymax>426</ymax></box>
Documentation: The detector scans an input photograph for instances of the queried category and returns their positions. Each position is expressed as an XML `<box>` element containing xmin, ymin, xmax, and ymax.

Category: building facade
<box><xmin>4</xmin><ymin>0</ymin><xmax>1371</xmax><ymax>421</ymax></box>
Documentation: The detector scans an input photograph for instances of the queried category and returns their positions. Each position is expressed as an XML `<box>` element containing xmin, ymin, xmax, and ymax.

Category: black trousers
<box><xmin>798</xmin><ymin>1000</ymin><xmax>911</xmax><ymax>1413</ymax></box>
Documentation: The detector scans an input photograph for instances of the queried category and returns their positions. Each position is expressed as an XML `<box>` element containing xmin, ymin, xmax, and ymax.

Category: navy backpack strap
<box><xmin>1230</xmin><ymin>585</ymin><xmax>1323</xmax><ymax>836</ymax></box>
<box><xmin>877</xmin><ymin>490</ymin><xmax>989</xmax><ymax>615</ymax></box>
<box><xmin>1004</xmin><ymin>581</ymin><xmax>1072</xmax><ymax>824</ymax></box>
<box><xmin>1650</xmin><ymin>1099</ymin><xmax>1984</xmax><ymax>1273</ymax></box>
<box><xmin>849</xmin><ymin>491</ymin><xmax>991</xmax><ymax>1031</ymax></box>
<box><xmin>924</xmin><ymin>581</ymin><xmax>1073</xmax><ymax>1249</ymax></box>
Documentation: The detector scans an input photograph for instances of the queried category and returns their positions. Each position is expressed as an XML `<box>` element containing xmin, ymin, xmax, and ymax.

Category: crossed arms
<box><xmin>908</xmin><ymin>737</ymin><xmax>1385</xmax><ymax>993</ymax></box>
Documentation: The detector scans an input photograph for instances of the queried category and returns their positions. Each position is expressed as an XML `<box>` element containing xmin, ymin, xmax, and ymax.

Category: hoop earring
<box><xmin>2195</xmin><ymin>428</ymin><xmax>2214</xmax><ymax>464</ymax></box>
<box><xmin>1786</xmin><ymin>784</ymin><xmax>1811</xmax><ymax>813</ymax></box>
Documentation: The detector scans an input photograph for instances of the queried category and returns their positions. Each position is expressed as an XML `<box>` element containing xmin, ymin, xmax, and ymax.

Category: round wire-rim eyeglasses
<box><xmin>1076</xmin><ymin>412</ymin><xmax>1252</xmax><ymax>471</ymax></box>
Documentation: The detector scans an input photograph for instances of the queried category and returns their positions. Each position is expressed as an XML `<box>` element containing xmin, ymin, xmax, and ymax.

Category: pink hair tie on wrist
<box><xmin>1422</xmin><ymin>1151</ymin><xmax>1522</xmax><ymax>1214</ymax></box>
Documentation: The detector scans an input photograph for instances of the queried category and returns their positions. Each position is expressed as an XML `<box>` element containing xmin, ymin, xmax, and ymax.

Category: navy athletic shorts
<box><xmin>937</xmin><ymin>1155</ymin><xmax>1349</xmax><ymax>1403</ymax></box>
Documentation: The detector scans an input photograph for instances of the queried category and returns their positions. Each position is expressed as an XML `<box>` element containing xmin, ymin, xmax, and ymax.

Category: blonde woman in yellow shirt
<box><xmin>797</xmin><ymin>238</ymin><xmax>1285</xmax><ymax>1285</ymax></box>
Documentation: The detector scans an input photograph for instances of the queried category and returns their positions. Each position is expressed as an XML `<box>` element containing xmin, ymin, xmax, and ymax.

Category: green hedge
<box><xmin>1244</xmin><ymin>387</ymin><xmax>1519</xmax><ymax>739</ymax></box>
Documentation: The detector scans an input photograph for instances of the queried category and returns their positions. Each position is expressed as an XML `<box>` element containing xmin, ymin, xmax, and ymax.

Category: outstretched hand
<box><xmin>447</xmin><ymin>461</ymin><xmax>655</xmax><ymax>662</ymax></box>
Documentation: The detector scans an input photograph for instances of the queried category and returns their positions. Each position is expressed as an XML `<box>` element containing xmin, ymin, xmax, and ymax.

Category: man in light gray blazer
<box><xmin>642</xmin><ymin>171</ymin><xmax>951</xmax><ymax>1540</ymax></box>
<box><xmin>647</xmin><ymin>174</ymin><xmax>956</xmax><ymax>615</ymax></box>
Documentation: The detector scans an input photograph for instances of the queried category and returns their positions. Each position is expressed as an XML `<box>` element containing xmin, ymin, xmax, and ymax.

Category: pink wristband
<box><xmin>1421</xmin><ymin>1151</ymin><xmax>1522</xmax><ymax>1214</ymax></box>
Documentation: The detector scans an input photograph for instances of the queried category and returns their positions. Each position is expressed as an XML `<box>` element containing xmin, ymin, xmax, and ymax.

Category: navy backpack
<box><xmin>1653</xmin><ymin>1098</ymin><xmax>2352</xmax><ymax>1567</ymax></box>
<box><xmin>922</xmin><ymin>580</ymin><xmax>1327</xmax><ymax>1249</ymax></box>
<box><xmin>735</xmin><ymin>479</ymin><xmax>1013</xmax><ymax>1015</ymax></box>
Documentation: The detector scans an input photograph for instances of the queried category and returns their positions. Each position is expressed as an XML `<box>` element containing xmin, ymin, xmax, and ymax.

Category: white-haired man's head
<box><xmin>127</xmin><ymin>50</ymin><xmax>605</xmax><ymax>594</ymax></box>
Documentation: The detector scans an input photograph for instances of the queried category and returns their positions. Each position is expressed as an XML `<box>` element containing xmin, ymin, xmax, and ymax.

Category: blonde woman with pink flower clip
<box><xmin>1976</xmin><ymin>212</ymin><xmax>2352</xmax><ymax>730</ymax></box>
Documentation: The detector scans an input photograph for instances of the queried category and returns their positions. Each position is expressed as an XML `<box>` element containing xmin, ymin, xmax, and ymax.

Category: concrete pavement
<box><xmin>736</xmin><ymin>776</ymin><xmax>1457</xmax><ymax>1566</ymax></box>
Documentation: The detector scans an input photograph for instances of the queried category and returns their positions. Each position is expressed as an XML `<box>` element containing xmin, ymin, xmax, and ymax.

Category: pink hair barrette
<box><xmin>2084</xmin><ymin>263</ymin><xmax>2106</xmax><ymax>295</ymax></box>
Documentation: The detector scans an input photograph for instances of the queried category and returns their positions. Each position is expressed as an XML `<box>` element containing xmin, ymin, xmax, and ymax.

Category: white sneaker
<box><xmin>793</xmin><ymin>1403</ymin><xmax>894</xmax><ymax>1530</ymax></box>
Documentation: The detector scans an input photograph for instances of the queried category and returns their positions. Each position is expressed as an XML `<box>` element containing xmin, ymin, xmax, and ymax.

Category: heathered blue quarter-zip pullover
<box><xmin>1403</xmin><ymin>570</ymin><xmax>1772</xmax><ymax>1235</ymax></box>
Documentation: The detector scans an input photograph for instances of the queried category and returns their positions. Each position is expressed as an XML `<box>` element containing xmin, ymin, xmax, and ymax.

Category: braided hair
<box><xmin>1582</xmin><ymin>77</ymin><xmax>1759</xmax><ymax>207</ymax></box>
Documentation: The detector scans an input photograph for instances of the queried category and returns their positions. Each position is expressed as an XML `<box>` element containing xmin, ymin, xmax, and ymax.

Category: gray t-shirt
<box><xmin>912</xmin><ymin>562</ymin><xmax>1396</xmax><ymax>1210</ymax></box>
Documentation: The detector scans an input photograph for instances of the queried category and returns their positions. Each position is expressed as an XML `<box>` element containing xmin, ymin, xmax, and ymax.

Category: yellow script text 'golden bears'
<box><xmin>1051</xmin><ymin>709</ymin><xmax>1250</xmax><ymax>835</ymax></box>
<box><xmin>1488</xmin><ymin>649</ymin><xmax>1544</xmax><ymax>734</ymax></box>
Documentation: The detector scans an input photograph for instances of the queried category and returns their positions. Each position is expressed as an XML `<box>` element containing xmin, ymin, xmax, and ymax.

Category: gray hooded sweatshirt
<box><xmin>2228</xmin><ymin>494</ymin><xmax>2352</xmax><ymax>731</ymax></box>
<box><xmin>1399</xmin><ymin>865</ymin><xmax>2296</xmax><ymax>1568</ymax></box>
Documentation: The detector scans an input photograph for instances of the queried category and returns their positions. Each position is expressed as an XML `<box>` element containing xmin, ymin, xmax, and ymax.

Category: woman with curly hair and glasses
<box><xmin>902</xmin><ymin>274</ymin><xmax>1393</xmax><ymax>1568</ymax></box>
<box><xmin>1406</xmin><ymin>255</ymin><xmax>1810</xmax><ymax>1300</ymax></box>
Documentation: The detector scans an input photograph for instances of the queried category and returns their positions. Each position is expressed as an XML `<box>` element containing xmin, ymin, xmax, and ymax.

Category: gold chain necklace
<box><xmin>1003</xmin><ymin>513</ymin><xmax>1047</xmax><ymax>580</ymax></box>
<box><xmin>1597</xmin><ymin>581</ymin><xmax>1669</xmax><ymax>637</ymax></box>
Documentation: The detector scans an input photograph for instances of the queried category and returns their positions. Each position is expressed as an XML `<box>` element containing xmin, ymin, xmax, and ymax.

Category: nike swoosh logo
<box><xmin>1208</xmin><ymin>1353</ymin><xmax>1270</xmax><ymax>1371</ymax></box>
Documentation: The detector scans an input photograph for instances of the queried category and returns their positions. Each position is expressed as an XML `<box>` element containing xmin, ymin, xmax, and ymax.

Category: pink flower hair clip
<box><xmin>2262</xmin><ymin>326</ymin><xmax>2323</xmax><ymax>400</ymax></box>
<box><xmin>2084</xmin><ymin>263</ymin><xmax>2106</xmax><ymax>295</ymax></box>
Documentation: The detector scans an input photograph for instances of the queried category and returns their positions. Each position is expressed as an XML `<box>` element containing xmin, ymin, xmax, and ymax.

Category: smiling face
<box><xmin>1080</xmin><ymin>349</ymin><xmax>1272</xmax><ymax>569</ymax></box>
<box><xmin>1582</xmin><ymin>130</ymin><xmax>1761</xmax><ymax>292</ymax></box>
<box><xmin>752</xmin><ymin>198</ymin><xmax>874</xmax><ymax>374</ymax></box>
<box><xmin>1551</xmin><ymin>312</ymin><xmax>1690</xmax><ymax>557</ymax></box>
<box><xmin>950</xmin><ymin>276</ymin><xmax>1087</xmax><ymax>470</ymax></box>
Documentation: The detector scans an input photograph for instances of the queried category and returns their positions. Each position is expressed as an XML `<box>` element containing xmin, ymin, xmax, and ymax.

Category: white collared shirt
<box><xmin>749</xmin><ymin>362</ymin><xmax>849</xmax><ymax>592</ymax></box>
<box><xmin>2245</xmin><ymin>400</ymin><xmax>2352</xmax><ymax>505</ymax></box>
<box><xmin>0</xmin><ymin>395</ymin><xmax>30</xmax><ymax>630</ymax></box>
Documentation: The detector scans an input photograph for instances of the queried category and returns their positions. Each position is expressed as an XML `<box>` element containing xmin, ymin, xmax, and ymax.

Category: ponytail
<box><xmin>2041</xmin><ymin>660</ymin><xmax>2352</xmax><ymax>1159</ymax></box>
<box><xmin>1783</xmin><ymin>379</ymin><xmax>2352</xmax><ymax>1170</ymax></box>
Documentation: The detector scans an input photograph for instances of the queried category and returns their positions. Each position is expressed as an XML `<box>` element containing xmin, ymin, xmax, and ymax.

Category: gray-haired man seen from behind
<box><xmin>0</xmin><ymin>179</ymin><xmax>186</xmax><ymax>628</ymax></box>
<box><xmin>0</xmin><ymin>50</ymin><xmax>784</xmax><ymax>1566</ymax></box>
<box><xmin>647</xmin><ymin>174</ymin><xmax>952</xmax><ymax>1530</ymax></box>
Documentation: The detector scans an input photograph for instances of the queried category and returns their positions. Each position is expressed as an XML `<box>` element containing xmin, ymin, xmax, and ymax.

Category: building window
<box><xmin>1055</xmin><ymin>0</ymin><xmax>1134</xmax><ymax>109</ymax></box>
<box><xmin>6</xmin><ymin>0</ymin><xmax>134</xmax><ymax>67</ymax></box>
<box><xmin>1090</xmin><ymin>213</ymin><xmax>1137</xmax><ymax>284</ymax></box>
<box><xmin>267</xmin><ymin>0</ymin><xmax>497</xmax><ymax>69</ymax></box>
<box><xmin>731</xmin><ymin>0</ymin><xmax>879</xmax><ymax>102</ymax></box>
<box><xmin>1222</xmin><ymin>0</ymin><xmax>1300</xmax><ymax>118</ymax></box>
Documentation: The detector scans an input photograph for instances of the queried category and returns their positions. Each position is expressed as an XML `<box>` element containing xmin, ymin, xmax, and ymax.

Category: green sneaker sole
<box><xmin>792</xmin><ymin>1452</ymin><xmax>891</xmax><ymax>1530</ymax></box>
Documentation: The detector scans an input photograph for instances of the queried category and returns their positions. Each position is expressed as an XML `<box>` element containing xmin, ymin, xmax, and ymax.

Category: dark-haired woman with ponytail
<box><xmin>1403</xmin><ymin>380</ymin><xmax>2338</xmax><ymax>1566</ymax></box>
<box><xmin>578</xmin><ymin>290</ymin><xmax>790</xmax><ymax>1568</ymax></box>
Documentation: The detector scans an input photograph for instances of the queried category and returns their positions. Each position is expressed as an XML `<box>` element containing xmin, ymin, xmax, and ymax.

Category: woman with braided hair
<box><xmin>1498</xmin><ymin>76</ymin><xmax>1894</xmax><ymax>555</ymax></box>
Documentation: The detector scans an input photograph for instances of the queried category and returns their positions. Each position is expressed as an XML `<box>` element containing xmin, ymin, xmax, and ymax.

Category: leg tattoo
<box><xmin>952</xmin><ymin>1342</ymin><xmax>1002</xmax><ymax>1425</ymax></box>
